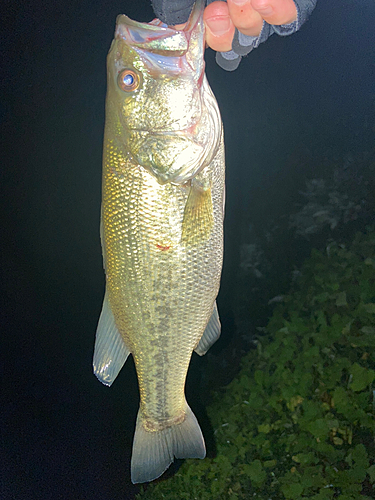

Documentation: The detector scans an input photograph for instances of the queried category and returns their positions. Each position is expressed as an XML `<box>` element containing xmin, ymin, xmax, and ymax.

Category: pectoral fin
<box><xmin>194</xmin><ymin>301</ymin><xmax>221</xmax><ymax>356</ymax></box>
<box><xmin>93</xmin><ymin>290</ymin><xmax>130</xmax><ymax>386</ymax></box>
<box><xmin>181</xmin><ymin>178</ymin><xmax>213</xmax><ymax>245</ymax></box>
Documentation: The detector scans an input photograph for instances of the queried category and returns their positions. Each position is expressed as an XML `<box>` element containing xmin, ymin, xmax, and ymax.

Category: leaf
<box><xmin>243</xmin><ymin>460</ymin><xmax>266</xmax><ymax>485</ymax></box>
<box><xmin>263</xmin><ymin>459</ymin><xmax>277</xmax><ymax>468</ymax></box>
<box><xmin>332</xmin><ymin>387</ymin><xmax>350</xmax><ymax>414</ymax></box>
<box><xmin>361</xmin><ymin>326</ymin><xmax>375</xmax><ymax>334</ymax></box>
<box><xmin>349</xmin><ymin>363</ymin><xmax>375</xmax><ymax>392</ymax></box>
<box><xmin>314</xmin><ymin>292</ymin><xmax>330</xmax><ymax>303</ymax></box>
<box><xmin>335</xmin><ymin>291</ymin><xmax>347</xmax><ymax>306</ymax></box>
<box><xmin>301</xmin><ymin>466</ymin><xmax>326</xmax><ymax>488</ymax></box>
<box><xmin>292</xmin><ymin>452</ymin><xmax>318</xmax><ymax>465</ymax></box>
<box><xmin>351</xmin><ymin>443</ymin><xmax>369</xmax><ymax>469</ymax></box>
<box><xmin>367</xmin><ymin>464</ymin><xmax>375</xmax><ymax>483</ymax></box>
<box><xmin>363</xmin><ymin>303</ymin><xmax>375</xmax><ymax>314</ymax></box>
<box><xmin>281</xmin><ymin>483</ymin><xmax>304</xmax><ymax>499</ymax></box>
<box><xmin>347</xmin><ymin>465</ymin><xmax>367</xmax><ymax>483</ymax></box>
<box><xmin>288</xmin><ymin>395</ymin><xmax>304</xmax><ymax>411</ymax></box>
<box><xmin>258</xmin><ymin>423</ymin><xmax>271</xmax><ymax>434</ymax></box>
<box><xmin>342</xmin><ymin>321</ymin><xmax>352</xmax><ymax>335</ymax></box>
<box><xmin>302</xmin><ymin>399</ymin><xmax>322</xmax><ymax>421</ymax></box>
<box><xmin>333</xmin><ymin>436</ymin><xmax>343</xmax><ymax>445</ymax></box>
<box><xmin>310</xmin><ymin>489</ymin><xmax>334</xmax><ymax>499</ymax></box>
<box><xmin>254</xmin><ymin>369</ymin><xmax>264</xmax><ymax>386</ymax></box>
<box><xmin>307</xmin><ymin>418</ymin><xmax>331</xmax><ymax>439</ymax></box>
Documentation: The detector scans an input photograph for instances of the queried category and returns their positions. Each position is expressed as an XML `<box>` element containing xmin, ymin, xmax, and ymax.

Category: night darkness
<box><xmin>1</xmin><ymin>0</ymin><xmax>375</xmax><ymax>498</ymax></box>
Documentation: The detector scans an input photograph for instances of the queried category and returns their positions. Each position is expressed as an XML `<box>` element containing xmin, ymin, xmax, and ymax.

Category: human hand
<box><xmin>204</xmin><ymin>0</ymin><xmax>298</xmax><ymax>52</ymax></box>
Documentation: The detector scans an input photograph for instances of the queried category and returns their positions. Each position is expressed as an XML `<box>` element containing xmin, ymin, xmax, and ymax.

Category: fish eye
<box><xmin>117</xmin><ymin>69</ymin><xmax>141</xmax><ymax>92</ymax></box>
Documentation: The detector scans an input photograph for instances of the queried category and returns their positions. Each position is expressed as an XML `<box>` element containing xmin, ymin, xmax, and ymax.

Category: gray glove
<box><xmin>150</xmin><ymin>0</ymin><xmax>317</xmax><ymax>70</ymax></box>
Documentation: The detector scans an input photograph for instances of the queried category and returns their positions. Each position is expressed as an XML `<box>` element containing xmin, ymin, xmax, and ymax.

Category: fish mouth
<box><xmin>115</xmin><ymin>0</ymin><xmax>205</xmax><ymax>77</ymax></box>
<box><xmin>116</xmin><ymin>0</ymin><xmax>204</xmax><ymax>40</ymax></box>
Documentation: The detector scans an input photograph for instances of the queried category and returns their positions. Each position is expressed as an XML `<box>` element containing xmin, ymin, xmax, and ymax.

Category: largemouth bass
<box><xmin>93</xmin><ymin>0</ymin><xmax>225</xmax><ymax>483</ymax></box>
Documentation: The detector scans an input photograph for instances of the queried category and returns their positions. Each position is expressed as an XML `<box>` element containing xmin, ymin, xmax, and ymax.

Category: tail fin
<box><xmin>131</xmin><ymin>402</ymin><xmax>206</xmax><ymax>484</ymax></box>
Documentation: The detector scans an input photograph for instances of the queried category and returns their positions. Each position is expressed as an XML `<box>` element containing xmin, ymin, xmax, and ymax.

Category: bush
<box><xmin>137</xmin><ymin>229</ymin><xmax>375</xmax><ymax>499</ymax></box>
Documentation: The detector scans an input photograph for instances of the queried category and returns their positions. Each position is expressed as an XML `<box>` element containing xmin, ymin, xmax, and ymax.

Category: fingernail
<box><xmin>231</xmin><ymin>0</ymin><xmax>248</xmax><ymax>5</ymax></box>
<box><xmin>205</xmin><ymin>16</ymin><xmax>231</xmax><ymax>37</ymax></box>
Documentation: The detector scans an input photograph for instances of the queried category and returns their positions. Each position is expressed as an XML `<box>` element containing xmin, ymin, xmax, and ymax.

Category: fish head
<box><xmin>105</xmin><ymin>0</ymin><xmax>221</xmax><ymax>184</ymax></box>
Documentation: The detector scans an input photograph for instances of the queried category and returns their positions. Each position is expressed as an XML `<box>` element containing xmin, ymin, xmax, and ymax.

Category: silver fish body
<box><xmin>93</xmin><ymin>0</ymin><xmax>225</xmax><ymax>483</ymax></box>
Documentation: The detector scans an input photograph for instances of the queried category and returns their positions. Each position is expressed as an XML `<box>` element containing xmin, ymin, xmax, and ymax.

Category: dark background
<box><xmin>1</xmin><ymin>0</ymin><xmax>374</xmax><ymax>498</ymax></box>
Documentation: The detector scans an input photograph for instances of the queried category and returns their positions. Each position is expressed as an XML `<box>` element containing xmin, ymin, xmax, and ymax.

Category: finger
<box><xmin>250</xmin><ymin>0</ymin><xmax>297</xmax><ymax>26</ymax></box>
<box><xmin>203</xmin><ymin>1</ymin><xmax>236</xmax><ymax>52</ymax></box>
<box><xmin>227</xmin><ymin>0</ymin><xmax>264</xmax><ymax>37</ymax></box>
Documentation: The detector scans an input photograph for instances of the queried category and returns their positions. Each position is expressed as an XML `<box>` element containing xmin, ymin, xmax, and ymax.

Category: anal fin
<box><xmin>93</xmin><ymin>290</ymin><xmax>130</xmax><ymax>386</ymax></box>
<box><xmin>195</xmin><ymin>301</ymin><xmax>221</xmax><ymax>356</ymax></box>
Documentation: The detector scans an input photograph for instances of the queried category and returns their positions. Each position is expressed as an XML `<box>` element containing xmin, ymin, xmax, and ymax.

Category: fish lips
<box><xmin>114</xmin><ymin>0</ymin><xmax>205</xmax><ymax>81</ymax></box>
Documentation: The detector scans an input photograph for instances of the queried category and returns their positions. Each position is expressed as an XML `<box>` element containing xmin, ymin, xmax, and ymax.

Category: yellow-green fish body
<box><xmin>93</xmin><ymin>0</ymin><xmax>225</xmax><ymax>483</ymax></box>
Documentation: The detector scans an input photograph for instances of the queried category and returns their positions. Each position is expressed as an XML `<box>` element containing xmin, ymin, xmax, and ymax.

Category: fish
<box><xmin>93</xmin><ymin>0</ymin><xmax>225</xmax><ymax>484</ymax></box>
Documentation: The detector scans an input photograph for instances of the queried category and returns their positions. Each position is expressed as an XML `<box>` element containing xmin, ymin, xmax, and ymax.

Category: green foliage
<box><xmin>137</xmin><ymin>230</ymin><xmax>375</xmax><ymax>499</ymax></box>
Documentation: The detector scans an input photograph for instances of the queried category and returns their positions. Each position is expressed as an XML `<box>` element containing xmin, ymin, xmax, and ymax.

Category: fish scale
<box><xmin>93</xmin><ymin>0</ymin><xmax>225</xmax><ymax>484</ymax></box>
